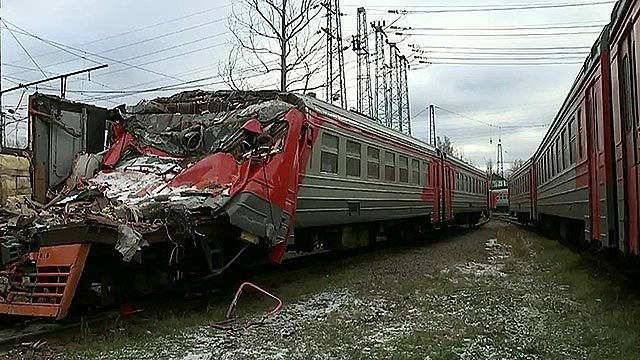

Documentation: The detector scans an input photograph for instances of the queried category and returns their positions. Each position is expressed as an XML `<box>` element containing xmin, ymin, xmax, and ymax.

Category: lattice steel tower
<box><xmin>353</xmin><ymin>7</ymin><xmax>373</xmax><ymax>118</ymax></box>
<box><xmin>388</xmin><ymin>43</ymin><xmax>401</xmax><ymax>132</ymax></box>
<box><xmin>399</xmin><ymin>55</ymin><xmax>411</xmax><ymax>135</ymax></box>
<box><xmin>324</xmin><ymin>0</ymin><xmax>347</xmax><ymax>109</ymax></box>
<box><xmin>372</xmin><ymin>22</ymin><xmax>389</xmax><ymax>126</ymax></box>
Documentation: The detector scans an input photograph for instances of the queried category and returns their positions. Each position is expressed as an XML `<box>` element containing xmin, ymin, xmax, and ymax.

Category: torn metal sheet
<box><xmin>116</xmin><ymin>225</ymin><xmax>148</xmax><ymax>262</ymax></box>
<box><xmin>2</xmin><ymin>91</ymin><xmax>306</xmax><ymax>285</ymax></box>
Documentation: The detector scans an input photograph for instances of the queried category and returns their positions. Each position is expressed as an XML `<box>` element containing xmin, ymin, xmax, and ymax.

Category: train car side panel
<box><xmin>610</xmin><ymin>0</ymin><xmax>640</xmax><ymax>255</ymax></box>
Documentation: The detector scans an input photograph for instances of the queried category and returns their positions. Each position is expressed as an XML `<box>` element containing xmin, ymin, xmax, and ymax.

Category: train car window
<box><xmin>320</xmin><ymin>133</ymin><xmax>339</xmax><ymax>174</ymax></box>
<box><xmin>411</xmin><ymin>159</ymin><xmax>420</xmax><ymax>185</ymax></box>
<box><xmin>561</xmin><ymin>129</ymin><xmax>567</xmax><ymax>170</ymax></box>
<box><xmin>568</xmin><ymin>119</ymin><xmax>575</xmax><ymax>164</ymax></box>
<box><xmin>384</xmin><ymin>151</ymin><xmax>396</xmax><ymax>182</ymax></box>
<box><xmin>346</xmin><ymin>140</ymin><xmax>361</xmax><ymax>178</ymax></box>
<box><xmin>367</xmin><ymin>147</ymin><xmax>380</xmax><ymax>179</ymax></box>
<box><xmin>423</xmin><ymin>161</ymin><xmax>430</xmax><ymax>186</ymax></box>
<box><xmin>622</xmin><ymin>53</ymin><xmax>638</xmax><ymax>133</ymax></box>
<box><xmin>623</xmin><ymin>55</ymin><xmax>632</xmax><ymax>131</ymax></box>
<box><xmin>539</xmin><ymin>159</ymin><xmax>543</xmax><ymax>184</ymax></box>
<box><xmin>399</xmin><ymin>156</ymin><xmax>409</xmax><ymax>183</ymax></box>
<box><xmin>543</xmin><ymin>155</ymin><xmax>547</xmax><ymax>183</ymax></box>
<box><xmin>550</xmin><ymin>145</ymin><xmax>555</xmax><ymax>177</ymax></box>
<box><xmin>547</xmin><ymin>150</ymin><xmax>552</xmax><ymax>180</ymax></box>
<box><xmin>555</xmin><ymin>138</ymin><xmax>562</xmax><ymax>174</ymax></box>
<box><xmin>577</xmin><ymin>110</ymin><xmax>584</xmax><ymax>159</ymax></box>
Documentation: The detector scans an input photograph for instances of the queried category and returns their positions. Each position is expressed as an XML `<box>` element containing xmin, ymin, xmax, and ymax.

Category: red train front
<box><xmin>0</xmin><ymin>91</ymin><xmax>311</xmax><ymax>319</ymax></box>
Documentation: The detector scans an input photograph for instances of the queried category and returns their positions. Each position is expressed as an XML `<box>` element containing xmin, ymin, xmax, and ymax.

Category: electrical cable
<box><xmin>3</xmin><ymin>3</ymin><xmax>231</xmax><ymax>68</ymax></box>
<box><xmin>395</xmin><ymin>30</ymin><xmax>602</xmax><ymax>37</ymax></box>
<box><xmin>392</xmin><ymin>23</ymin><xmax>606</xmax><ymax>31</ymax></box>
<box><xmin>5</xmin><ymin>17</ymin><xmax>230</xmax><ymax>78</ymax></box>
<box><xmin>2</xmin><ymin>20</ymin><xmax>187</xmax><ymax>82</ymax></box>
<box><xmin>385</xmin><ymin>1</ymin><xmax>614</xmax><ymax>14</ymax></box>
<box><xmin>1</xmin><ymin>19</ymin><xmax>47</xmax><ymax>78</ymax></box>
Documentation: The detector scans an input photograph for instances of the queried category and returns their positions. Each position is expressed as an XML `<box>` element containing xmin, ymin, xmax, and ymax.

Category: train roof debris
<box><xmin>1</xmin><ymin>90</ymin><xmax>301</xmax><ymax>265</ymax></box>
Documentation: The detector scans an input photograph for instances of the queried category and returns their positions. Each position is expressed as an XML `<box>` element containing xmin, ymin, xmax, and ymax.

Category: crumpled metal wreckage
<box><xmin>0</xmin><ymin>90</ymin><xmax>309</xmax><ymax>319</ymax></box>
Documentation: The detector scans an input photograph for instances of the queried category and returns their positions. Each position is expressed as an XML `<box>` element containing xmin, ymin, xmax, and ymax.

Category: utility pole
<box><xmin>0</xmin><ymin>0</ymin><xmax>4</xmax><ymax>151</ymax></box>
<box><xmin>372</xmin><ymin>22</ymin><xmax>388</xmax><ymax>125</ymax></box>
<box><xmin>353</xmin><ymin>7</ymin><xmax>373</xmax><ymax>118</ymax></box>
<box><xmin>429</xmin><ymin>104</ymin><xmax>436</xmax><ymax>147</ymax></box>
<box><xmin>323</xmin><ymin>0</ymin><xmax>347</xmax><ymax>109</ymax></box>
<box><xmin>497</xmin><ymin>141</ymin><xmax>504</xmax><ymax>178</ymax></box>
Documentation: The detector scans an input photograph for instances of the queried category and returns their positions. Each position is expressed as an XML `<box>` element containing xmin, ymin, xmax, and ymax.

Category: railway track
<box><xmin>491</xmin><ymin>212</ymin><xmax>640</xmax><ymax>290</ymax></box>
<box><xmin>0</xmin><ymin>220</ymin><xmax>491</xmax><ymax>349</ymax></box>
<box><xmin>491</xmin><ymin>213</ymin><xmax>522</xmax><ymax>226</ymax></box>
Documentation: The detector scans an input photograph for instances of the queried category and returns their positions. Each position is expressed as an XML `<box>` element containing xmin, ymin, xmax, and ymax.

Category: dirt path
<box><xmin>6</xmin><ymin>221</ymin><xmax>640</xmax><ymax>359</ymax></box>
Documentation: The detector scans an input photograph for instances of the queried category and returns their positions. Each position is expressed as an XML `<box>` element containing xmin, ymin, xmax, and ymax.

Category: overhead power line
<box><xmin>386</xmin><ymin>1</ymin><xmax>614</xmax><ymax>14</ymax></box>
<box><xmin>418</xmin><ymin>50</ymin><xmax>589</xmax><ymax>56</ymax></box>
<box><xmin>421</xmin><ymin>56</ymin><xmax>586</xmax><ymax>61</ymax></box>
<box><xmin>1</xmin><ymin>20</ymin><xmax>47</xmax><ymax>78</ymax></box>
<box><xmin>391</xmin><ymin>23</ymin><xmax>606</xmax><ymax>31</ymax></box>
<box><xmin>4</xmin><ymin>17</ymin><xmax>230</xmax><ymax>78</ymax></box>
<box><xmin>3</xmin><ymin>3</ymin><xmax>231</xmax><ymax>69</ymax></box>
<box><xmin>433</xmin><ymin>105</ymin><xmax>549</xmax><ymax>129</ymax></box>
<box><xmin>434</xmin><ymin>105</ymin><xmax>492</xmax><ymax>127</ymax></box>
<box><xmin>2</xmin><ymin>20</ymin><xmax>187</xmax><ymax>82</ymax></box>
<box><xmin>395</xmin><ymin>30</ymin><xmax>601</xmax><ymax>37</ymax></box>
<box><xmin>408</xmin><ymin>44</ymin><xmax>591</xmax><ymax>51</ymax></box>
<box><xmin>88</xmin><ymin>39</ymin><xmax>229</xmax><ymax>79</ymax></box>
<box><xmin>350</xmin><ymin>1</ymin><xmax>612</xmax><ymax>9</ymax></box>
<box><xmin>426</xmin><ymin>61</ymin><xmax>584</xmax><ymax>66</ymax></box>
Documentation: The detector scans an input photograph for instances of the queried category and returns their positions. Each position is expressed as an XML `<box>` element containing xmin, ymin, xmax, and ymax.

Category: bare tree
<box><xmin>223</xmin><ymin>0</ymin><xmax>324</xmax><ymax>92</ymax></box>
<box><xmin>485</xmin><ymin>158</ymin><xmax>494</xmax><ymax>176</ymax></box>
<box><xmin>507</xmin><ymin>159</ymin><xmax>525</xmax><ymax>179</ymax></box>
<box><xmin>437</xmin><ymin>136</ymin><xmax>456</xmax><ymax>157</ymax></box>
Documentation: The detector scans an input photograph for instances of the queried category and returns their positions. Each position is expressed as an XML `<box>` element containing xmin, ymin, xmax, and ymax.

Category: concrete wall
<box><xmin>0</xmin><ymin>154</ymin><xmax>31</xmax><ymax>206</ymax></box>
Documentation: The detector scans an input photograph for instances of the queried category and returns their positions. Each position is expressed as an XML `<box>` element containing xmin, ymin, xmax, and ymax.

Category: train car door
<box><xmin>437</xmin><ymin>151</ymin><xmax>452</xmax><ymax>224</ymax></box>
<box><xmin>529</xmin><ymin>166</ymin><xmax>537</xmax><ymax>221</ymax></box>
<box><xmin>619</xmin><ymin>30</ymin><xmax>639</xmax><ymax>254</ymax></box>
<box><xmin>29</xmin><ymin>93</ymin><xmax>109</xmax><ymax>204</ymax></box>
<box><xmin>447</xmin><ymin>166</ymin><xmax>454</xmax><ymax>221</ymax></box>
<box><xmin>586</xmin><ymin>84</ymin><xmax>602</xmax><ymax>243</ymax></box>
<box><xmin>433</xmin><ymin>154</ymin><xmax>443</xmax><ymax>225</ymax></box>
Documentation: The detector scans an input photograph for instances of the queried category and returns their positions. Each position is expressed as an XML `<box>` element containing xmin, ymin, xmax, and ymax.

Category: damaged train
<box><xmin>0</xmin><ymin>90</ymin><xmax>488</xmax><ymax>319</ymax></box>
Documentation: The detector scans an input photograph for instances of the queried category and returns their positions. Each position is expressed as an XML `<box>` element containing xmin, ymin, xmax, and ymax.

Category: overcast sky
<box><xmin>0</xmin><ymin>0</ymin><xmax>616</xmax><ymax>170</ymax></box>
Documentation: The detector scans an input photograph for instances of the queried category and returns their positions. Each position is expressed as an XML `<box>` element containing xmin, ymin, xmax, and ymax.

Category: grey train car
<box><xmin>509</xmin><ymin>160</ymin><xmax>534</xmax><ymax>224</ymax></box>
<box><xmin>509</xmin><ymin>0</ymin><xmax>640</xmax><ymax>258</ymax></box>
<box><xmin>292</xmin><ymin>96</ymin><xmax>488</xmax><ymax>250</ymax></box>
